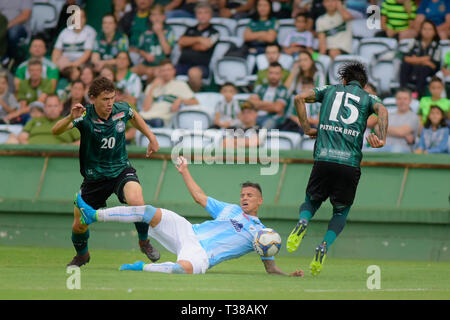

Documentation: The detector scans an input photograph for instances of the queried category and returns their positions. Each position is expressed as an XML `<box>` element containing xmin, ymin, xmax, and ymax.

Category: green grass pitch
<box><xmin>0</xmin><ymin>246</ymin><xmax>449</xmax><ymax>300</ymax></box>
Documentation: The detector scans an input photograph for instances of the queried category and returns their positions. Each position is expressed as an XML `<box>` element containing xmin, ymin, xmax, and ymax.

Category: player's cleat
<box><xmin>120</xmin><ymin>261</ymin><xmax>145</xmax><ymax>271</ymax></box>
<box><xmin>310</xmin><ymin>242</ymin><xmax>327</xmax><ymax>276</ymax></box>
<box><xmin>74</xmin><ymin>192</ymin><xmax>98</xmax><ymax>225</ymax></box>
<box><xmin>286</xmin><ymin>219</ymin><xmax>308</xmax><ymax>253</ymax></box>
<box><xmin>67</xmin><ymin>252</ymin><xmax>90</xmax><ymax>267</ymax></box>
<box><xmin>139</xmin><ymin>239</ymin><xmax>160</xmax><ymax>262</ymax></box>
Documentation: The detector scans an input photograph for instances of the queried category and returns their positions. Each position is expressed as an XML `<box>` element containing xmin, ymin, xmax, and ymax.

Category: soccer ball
<box><xmin>253</xmin><ymin>228</ymin><xmax>282</xmax><ymax>257</ymax></box>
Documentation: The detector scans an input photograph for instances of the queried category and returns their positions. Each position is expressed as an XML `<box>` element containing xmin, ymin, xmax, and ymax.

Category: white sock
<box><xmin>97</xmin><ymin>205</ymin><xmax>156</xmax><ymax>224</ymax></box>
<box><xmin>143</xmin><ymin>262</ymin><xmax>186</xmax><ymax>274</ymax></box>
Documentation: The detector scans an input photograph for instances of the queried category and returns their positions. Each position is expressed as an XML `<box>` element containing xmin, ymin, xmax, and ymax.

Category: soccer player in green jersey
<box><xmin>52</xmin><ymin>77</ymin><xmax>160</xmax><ymax>267</ymax></box>
<box><xmin>286</xmin><ymin>62</ymin><xmax>389</xmax><ymax>276</ymax></box>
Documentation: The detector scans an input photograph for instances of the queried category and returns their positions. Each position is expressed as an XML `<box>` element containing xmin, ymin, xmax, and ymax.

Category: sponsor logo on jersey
<box><xmin>115</xmin><ymin>120</ymin><xmax>125</xmax><ymax>133</ymax></box>
<box><xmin>112</xmin><ymin>112</ymin><xmax>125</xmax><ymax>121</ymax></box>
<box><xmin>230</xmin><ymin>219</ymin><xmax>244</xmax><ymax>232</ymax></box>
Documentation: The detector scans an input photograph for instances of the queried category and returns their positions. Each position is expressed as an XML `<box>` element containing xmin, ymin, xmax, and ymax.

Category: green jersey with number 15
<box><xmin>73</xmin><ymin>101</ymin><xmax>134</xmax><ymax>181</ymax></box>
<box><xmin>312</xmin><ymin>80</ymin><xmax>381</xmax><ymax>167</ymax></box>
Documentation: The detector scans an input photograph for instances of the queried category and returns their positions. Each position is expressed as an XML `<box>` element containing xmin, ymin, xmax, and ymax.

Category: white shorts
<box><xmin>149</xmin><ymin>209</ymin><xmax>209</xmax><ymax>274</ymax></box>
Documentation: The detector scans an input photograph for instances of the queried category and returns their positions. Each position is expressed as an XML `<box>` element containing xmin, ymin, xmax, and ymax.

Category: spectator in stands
<box><xmin>286</xmin><ymin>78</ymin><xmax>320</xmax><ymax>132</ymax></box>
<box><xmin>113</xmin><ymin>0</ymin><xmax>133</xmax><ymax>22</ymax></box>
<box><xmin>415</xmin><ymin>105</ymin><xmax>449</xmax><ymax>153</ymax></box>
<box><xmin>99</xmin><ymin>65</ymin><xmax>116</xmax><ymax>82</ymax></box>
<box><xmin>0</xmin><ymin>72</ymin><xmax>19</xmax><ymax>124</ymax></box>
<box><xmin>418</xmin><ymin>77</ymin><xmax>449</xmax><ymax>124</ymax></box>
<box><xmin>115</xmin><ymin>51</ymin><xmax>142</xmax><ymax>107</ymax></box>
<box><xmin>119</xmin><ymin>0</ymin><xmax>152</xmax><ymax>51</ymax></box>
<box><xmin>0</xmin><ymin>0</ymin><xmax>32</xmax><ymax>62</ymax></box>
<box><xmin>91</xmin><ymin>14</ymin><xmax>129</xmax><ymax>72</ymax></box>
<box><xmin>255</xmin><ymin>44</ymin><xmax>290</xmax><ymax>86</ymax></box>
<box><xmin>249</xmin><ymin>62</ymin><xmax>290</xmax><ymax>129</ymax></box>
<box><xmin>291</xmin><ymin>0</ymin><xmax>312</xmax><ymax>18</ymax></box>
<box><xmin>442</xmin><ymin>50</ymin><xmax>450</xmax><ymax>98</ymax></box>
<box><xmin>399</xmin><ymin>19</ymin><xmax>441</xmax><ymax>98</ymax></box>
<box><xmin>218</xmin><ymin>0</ymin><xmax>256</xmax><ymax>19</ymax></box>
<box><xmin>51</xmin><ymin>9</ymin><xmax>97</xmax><ymax>70</ymax></box>
<box><xmin>243</xmin><ymin>0</ymin><xmax>278</xmax><ymax>55</ymax></box>
<box><xmin>282</xmin><ymin>13</ymin><xmax>314</xmax><ymax>58</ymax></box>
<box><xmin>131</xmin><ymin>4</ymin><xmax>176</xmax><ymax>82</ymax></box>
<box><xmin>222</xmin><ymin>101</ymin><xmax>265</xmax><ymax>148</ymax></box>
<box><xmin>56</xmin><ymin>66</ymin><xmax>80</xmax><ymax>101</ymax></box>
<box><xmin>176</xmin><ymin>3</ymin><xmax>219</xmax><ymax>81</ymax></box>
<box><xmin>80</xmin><ymin>64</ymin><xmax>96</xmax><ymax>103</ymax></box>
<box><xmin>284</xmin><ymin>50</ymin><xmax>326</xmax><ymax>95</ymax></box>
<box><xmin>8</xmin><ymin>59</ymin><xmax>55</xmax><ymax>125</ymax></box>
<box><xmin>211</xmin><ymin>82</ymin><xmax>242</xmax><ymax>129</ymax></box>
<box><xmin>165</xmin><ymin>0</ymin><xmax>198</xmax><ymax>19</ymax></box>
<box><xmin>16</xmin><ymin>95</ymin><xmax>80</xmax><ymax>145</ymax></box>
<box><xmin>414</xmin><ymin>0</ymin><xmax>450</xmax><ymax>40</ymax></box>
<box><xmin>378</xmin><ymin>0</ymin><xmax>417</xmax><ymax>39</ymax></box>
<box><xmin>140</xmin><ymin>59</ymin><xmax>199</xmax><ymax>127</ymax></box>
<box><xmin>62</xmin><ymin>80</ymin><xmax>88</xmax><ymax>117</ymax></box>
<box><xmin>316</xmin><ymin>0</ymin><xmax>353</xmax><ymax>60</ymax></box>
<box><xmin>380</xmin><ymin>88</ymin><xmax>421</xmax><ymax>153</ymax></box>
<box><xmin>305</xmin><ymin>0</ymin><xmax>325</xmax><ymax>31</ymax></box>
<box><xmin>14</xmin><ymin>38</ymin><xmax>59</xmax><ymax>93</ymax></box>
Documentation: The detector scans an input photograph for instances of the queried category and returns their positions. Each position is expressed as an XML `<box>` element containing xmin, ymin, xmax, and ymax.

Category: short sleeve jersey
<box><xmin>92</xmin><ymin>31</ymin><xmax>129</xmax><ymax>60</ymax></box>
<box><xmin>72</xmin><ymin>101</ymin><xmax>135</xmax><ymax>180</ymax></box>
<box><xmin>254</xmin><ymin>84</ymin><xmax>290</xmax><ymax>125</ymax></box>
<box><xmin>192</xmin><ymin>197</ymin><xmax>274</xmax><ymax>269</ymax></box>
<box><xmin>138</xmin><ymin>26</ymin><xmax>176</xmax><ymax>66</ymax></box>
<box><xmin>313</xmin><ymin>81</ymin><xmax>381</xmax><ymax>167</ymax></box>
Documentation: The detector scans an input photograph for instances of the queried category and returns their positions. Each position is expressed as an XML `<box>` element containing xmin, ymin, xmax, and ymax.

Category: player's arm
<box><xmin>262</xmin><ymin>259</ymin><xmax>304</xmax><ymax>277</ymax></box>
<box><xmin>52</xmin><ymin>103</ymin><xmax>85</xmax><ymax>135</ymax></box>
<box><xmin>129</xmin><ymin>109</ymin><xmax>159</xmax><ymax>157</ymax></box>
<box><xmin>175</xmin><ymin>156</ymin><xmax>208</xmax><ymax>208</ymax></box>
<box><xmin>294</xmin><ymin>89</ymin><xmax>317</xmax><ymax>138</ymax></box>
<box><xmin>366</xmin><ymin>102</ymin><xmax>388</xmax><ymax>148</ymax></box>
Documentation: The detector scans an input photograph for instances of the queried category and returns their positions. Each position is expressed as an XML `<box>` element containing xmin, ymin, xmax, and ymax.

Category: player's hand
<box><xmin>289</xmin><ymin>269</ymin><xmax>304</xmax><ymax>277</ymax></box>
<box><xmin>366</xmin><ymin>133</ymin><xmax>385</xmax><ymax>148</ymax></box>
<box><xmin>70</xmin><ymin>103</ymin><xmax>86</xmax><ymax>120</ymax></box>
<box><xmin>175</xmin><ymin>156</ymin><xmax>188</xmax><ymax>174</ymax></box>
<box><xmin>146</xmin><ymin>138</ymin><xmax>159</xmax><ymax>157</ymax></box>
<box><xmin>305</xmin><ymin>128</ymin><xmax>317</xmax><ymax>139</ymax></box>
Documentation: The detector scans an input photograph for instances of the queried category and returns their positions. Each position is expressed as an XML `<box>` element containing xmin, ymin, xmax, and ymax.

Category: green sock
<box><xmin>298</xmin><ymin>195</ymin><xmax>322</xmax><ymax>223</ymax></box>
<box><xmin>134</xmin><ymin>222</ymin><xmax>149</xmax><ymax>241</ymax></box>
<box><xmin>322</xmin><ymin>230</ymin><xmax>337</xmax><ymax>247</ymax></box>
<box><xmin>323</xmin><ymin>206</ymin><xmax>351</xmax><ymax>248</ymax></box>
<box><xmin>72</xmin><ymin>230</ymin><xmax>89</xmax><ymax>256</ymax></box>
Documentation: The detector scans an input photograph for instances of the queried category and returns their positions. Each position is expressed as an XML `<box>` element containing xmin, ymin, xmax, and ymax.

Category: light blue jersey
<box><xmin>192</xmin><ymin>197</ymin><xmax>274</xmax><ymax>269</ymax></box>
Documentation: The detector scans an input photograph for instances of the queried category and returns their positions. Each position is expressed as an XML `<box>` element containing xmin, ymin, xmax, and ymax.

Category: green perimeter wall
<box><xmin>0</xmin><ymin>145</ymin><xmax>449</xmax><ymax>261</ymax></box>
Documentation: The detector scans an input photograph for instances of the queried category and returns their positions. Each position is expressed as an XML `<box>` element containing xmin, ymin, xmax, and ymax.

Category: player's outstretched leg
<box><xmin>310</xmin><ymin>241</ymin><xmax>327</xmax><ymax>276</ymax></box>
<box><xmin>287</xmin><ymin>195</ymin><xmax>322</xmax><ymax>253</ymax></box>
<box><xmin>120</xmin><ymin>261</ymin><xmax>188</xmax><ymax>274</ymax></box>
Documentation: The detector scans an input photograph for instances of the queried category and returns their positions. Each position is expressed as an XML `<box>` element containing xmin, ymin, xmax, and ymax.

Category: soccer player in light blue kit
<box><xmin>75</xmin><ymin>156</ymin><xmax>304</xmax><ymax>276</ymax></box>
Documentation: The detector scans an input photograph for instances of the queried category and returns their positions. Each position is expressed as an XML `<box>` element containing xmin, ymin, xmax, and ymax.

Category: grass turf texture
<box><xmin>0</xmin><ymin>246</ymin><xmax>449</xmax><ymax>300</ymax></box>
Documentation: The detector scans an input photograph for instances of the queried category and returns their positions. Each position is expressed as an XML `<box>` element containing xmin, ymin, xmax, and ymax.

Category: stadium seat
<box><xmin>210</xmin><ymin>18</ymin><xmax>237</xmax><ymax>37</ymax></box>
<box><xmin>233</xmin><ymin>93</ymin><xmax>252</xmax><ymax>104</ymax></box>
<box><xmin>371</xmin><ymin>60</ymin><xmax>400</xmax><ymax>96</ymax></box>
<box><xmin>301</xmin><ymin>136</ymin><xmax>315</xmax><ymax>151</ymax></box>
<box><xmin>357</xmin><ymin>37</ymin><xmax>398</xmax><ymax>63</ymax></box>
<box><xmin>351</xmin><ymin>38</ymin><xmax>360</xmax><ymax>54</ymax></box>
<box><xmin>214</xmin><ymin>57</ymin><xmax>252</xmax><ymax>87</ymax></box>
<box><xmin>398</xmin><ymin>38</ymin><xmax>415</xmax><ymax>54</ymax></box>
<box><xmin>255</xmin><ymin>53</ymin><xmax>294</xmax><ymax>71</ymax></box>
<box><xmin>382</xmin><ymin>97</ymin><xmax>419</xmax><ymax>114</ymax></box>
<box><xmin>173</xmin><ymin>129</ymin><xmax>222</xmax><ymax>149</ymax></box>
<box><xmin>136</xmin><ymin>128</ymin><xmax>174</xmax><ymax>148</ymax></box>
<box><xmin>166</xmin><ymin>18</ymin><xmax>197</xmax><ymax>40</ymax></box>
<box><xmin>30</xmin><ymin>2</ymin><xmax>59</xmax><ymax>36</ymax></box>
<box><xmin>173</xmin><ymin>108</ymin><xmax>212</xmax><ymax>130</ymax></box>
<box><xmin>315</xmin><ymin>54</ymin><xmax>332</xmax><ymax>82</ymax></box>
<box><xmin>263</xmin><ymin>130</ymin><xmax>302</xmax><ymax>150</ymax></box>
<box><xmin>328</xmin><ymin>55</ymin><xmax>370</xmax><ymax>85</ymax></box>
<box><xmin>351</xmin><ymin>19</ymin><xmax>377</xmax><ymax>39</ymax></box>
<box><xmin>194</xmin><ymin>92</ymin><xmax>223</xmax><ymax>112</ymax></box>
<box><xmin>277</xmin><ymin>19</ymin><xmax>296</xmax><ymax>46</ymax></box>
<box><xmin>235</xmin><ymin>18</ymin><xmax>251</xmax><ymax>39</ymax></box>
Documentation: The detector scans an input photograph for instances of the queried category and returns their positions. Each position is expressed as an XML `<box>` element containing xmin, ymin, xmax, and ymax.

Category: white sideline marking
<box><xmin>303</xmin><ymin>288</ymin><xmax>437</xmax><ymax>293</ymax></box>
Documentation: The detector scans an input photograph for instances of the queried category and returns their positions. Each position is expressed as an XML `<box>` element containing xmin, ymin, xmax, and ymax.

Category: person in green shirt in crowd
<box><xmin>8</xmin><ymin>58</ymin><xmax>54</xmax><ymax>124</ymax></box>
<box><xmin>418</xmin><ymin>76</ymin><xmax>449</xmax><ymax>124</ymax></box>
<box><xmin>91</xmin><ymin>14</ymin><xmax>129</xmax><ymax>72</ymax></box>
<box><xmin>14</xmin><ymin>38</ymin><xmax>59</xmax><ymax>92</ymax></box>
<box><xmin>379</xmin><ymin>0</ymin><xmax>418</xmax><ymax>39</ymax></box>
<box><xmin>255</xmin><ymin>44</ymin><xmax>290</xmax><ymax>87</ymax></box>
<box><xmin>119</xmin><ymin>0</ymin><xmax>152</xmax><ymax>49</ymax></box>
<box><xmin>131</xmin><ymin>4</ymin><xmax>175</xmax><ymax>82</ymax></box>
<box><xmin>17</xmin><ymin>95</ymin><xmax>80</xmax><ymax>145</ymax></box>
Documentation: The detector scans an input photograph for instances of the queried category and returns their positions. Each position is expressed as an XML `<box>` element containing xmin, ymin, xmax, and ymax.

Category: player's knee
<box><xmin>177</xmin><ymin>260</ymin><xmax>193</xmax><ymax>274</ymax></box>
<box><xmin>72</xmin><ymin>222</ymin><xmax>88</xmax><ymax>234</ymax></box>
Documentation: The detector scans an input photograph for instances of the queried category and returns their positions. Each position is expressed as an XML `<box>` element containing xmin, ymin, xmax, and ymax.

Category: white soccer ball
<box><xmin>253</xmin><ymin>228</ymin><xmax>282</xmax><ymax>257</ymax></box>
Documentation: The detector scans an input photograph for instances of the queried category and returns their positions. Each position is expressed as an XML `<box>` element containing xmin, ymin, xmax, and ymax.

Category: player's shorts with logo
<box><xmin>149</xmin><ymin>209</ymin><xmax>210</xmax><ymax>274</ymax></box>
<box><xmin>79</xmin><ymin>166</ymin><xmax>140</xmax><ymax>209</ymax></box>
<box><xmin>306</xmin><ymin>161</ymin><xmax>361</xmax><ymax>208</ymax></box>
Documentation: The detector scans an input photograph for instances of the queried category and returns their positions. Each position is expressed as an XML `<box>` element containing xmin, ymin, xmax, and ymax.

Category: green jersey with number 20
<box><xmin>73</xmin><ymin>101</ymin><xmax>134</xmax><ymax>180</ymax></box>
<box><xmin>313</xmin><ymin>80</ymin><xmax>381</xmax><ymax>167</ymax></box>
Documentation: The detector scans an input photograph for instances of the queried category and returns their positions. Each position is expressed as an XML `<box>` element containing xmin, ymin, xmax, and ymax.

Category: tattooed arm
<box><xmin>366</xmin><ymin>102</ymin><xmax>388</xmax><ymax>148</ymax></box>
<box><xmin>294</xmin><ymin>89</ymin><xmax>318</xmax><ymax>138</ymax></box>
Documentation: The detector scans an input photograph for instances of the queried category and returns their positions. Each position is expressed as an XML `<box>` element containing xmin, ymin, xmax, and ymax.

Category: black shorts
<box><xmin>79</xmin><ymin>167</ymin><xmax>140</xmax><ymax>209</ymax></box>
<box><xmin>306</xmin><ymin>161</ymin><xmax>361</xmax><ymax>208</ymax></box>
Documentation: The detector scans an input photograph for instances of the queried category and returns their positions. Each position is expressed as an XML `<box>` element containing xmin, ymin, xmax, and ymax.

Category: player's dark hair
<box><xmin>424</xmin><ymin>105</ymin><xmax>447</xmax><ymax>129</ymax></box>
<box><xmin>241</xmin><ymin>182</ymin><xmax>263</xmax><ymax>196</ymax></box>
<box><xmin>338</xmin><ymin>61</ymin><xmax>368</xmax><ymax>88</ymax></box>
<box><xmin>88</xmin><ymin>76</ymin><xmax>116</xmax><ymax>98</ymax></box>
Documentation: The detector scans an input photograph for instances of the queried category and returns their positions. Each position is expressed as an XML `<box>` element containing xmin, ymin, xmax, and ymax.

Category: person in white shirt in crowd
<box><xmin>211</xmin><ymin>82</ymin><xmax>242</xmax><ymax>129</ymax></box>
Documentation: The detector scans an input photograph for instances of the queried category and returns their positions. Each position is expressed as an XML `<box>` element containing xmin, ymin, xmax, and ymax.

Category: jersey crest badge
<box><xmin>116</xmin><ymin>120</ymin><xmax>125</xmax><ymax>133</ymax></box>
